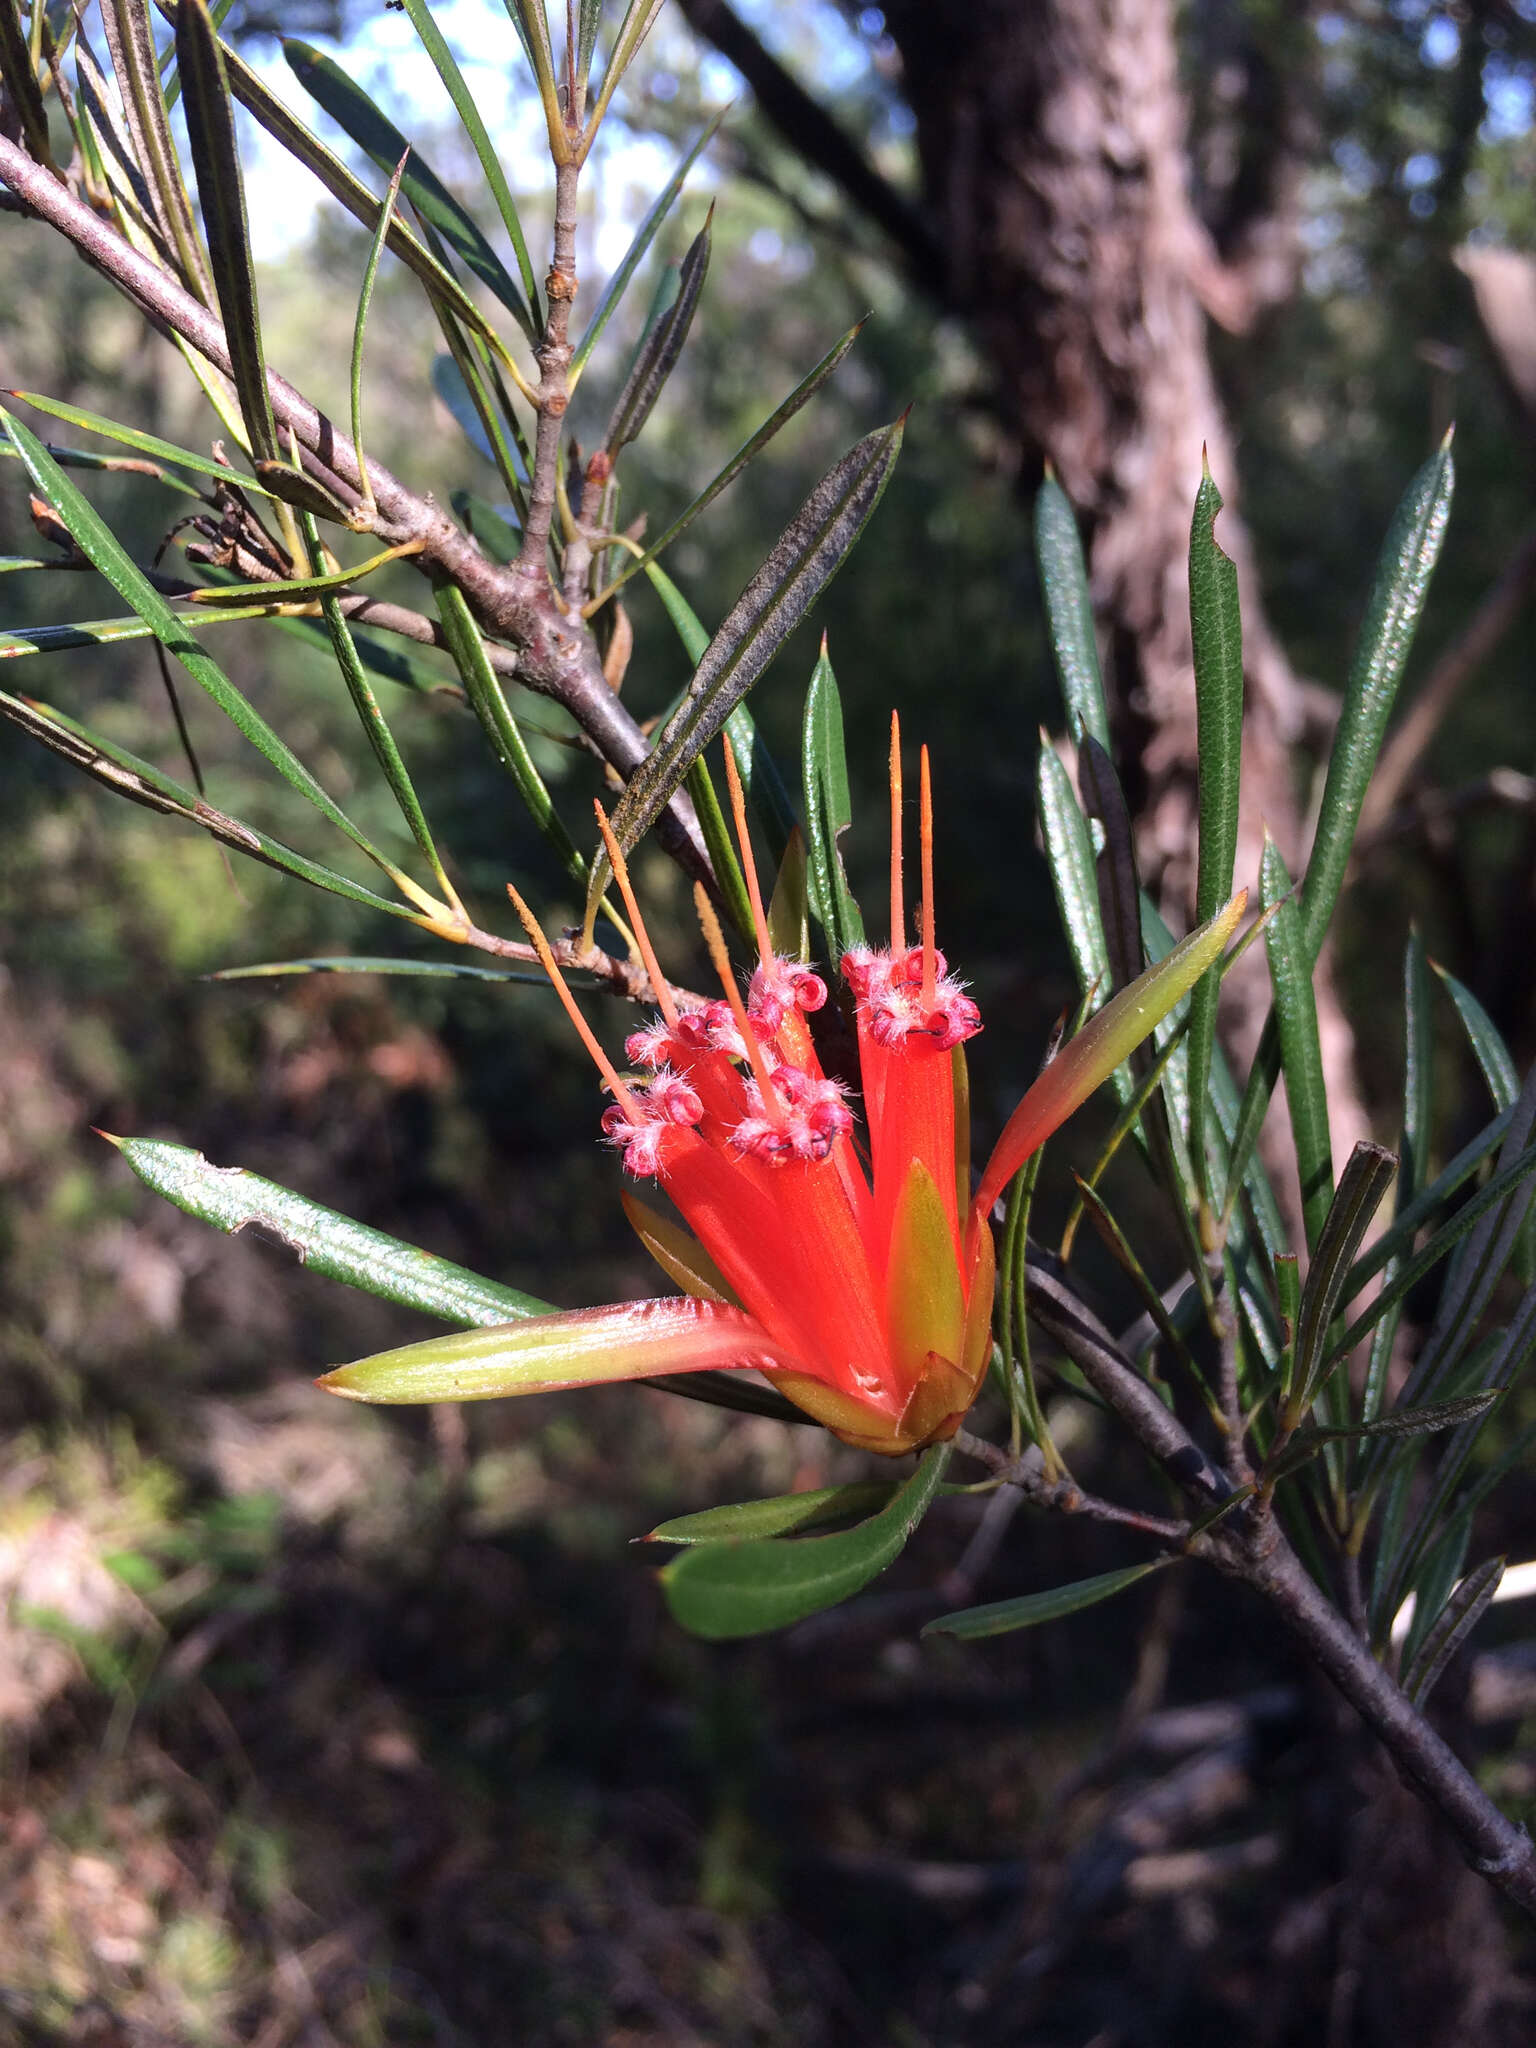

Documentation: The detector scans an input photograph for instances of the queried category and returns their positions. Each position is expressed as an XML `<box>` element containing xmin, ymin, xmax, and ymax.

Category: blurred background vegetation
<box><xmin>4</xmin><ymin>2</ymin><xmax>1536</xmax><ymax>2041</ymax></box>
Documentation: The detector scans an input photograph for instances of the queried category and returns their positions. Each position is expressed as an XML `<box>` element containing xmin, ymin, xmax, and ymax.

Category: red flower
<box><xmin>321</xmin><ymin>721</ymin><xmax>1244</xmax><ymax>1452</ymax></box>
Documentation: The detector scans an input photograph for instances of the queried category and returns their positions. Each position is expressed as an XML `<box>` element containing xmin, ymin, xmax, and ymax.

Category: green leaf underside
<box><xmin>661</xmin><ymin>1445</ymin><xmax>950</xmax><ymax>1640</ymax></box>
<box><xmin>647</xmin><ymin>1480</ymin><xmax>968</xmax><ymax>1545</ymax></box>
<box><xmin>924</xmin><ymin>1558</ymin><xmax>1173</xmax><ymax>1641</ymax></box>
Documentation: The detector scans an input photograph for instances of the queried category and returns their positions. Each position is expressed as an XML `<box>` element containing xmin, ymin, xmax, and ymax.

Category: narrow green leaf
<box><xmin>647</xmin><ymin>1484</ymin><xmax>906</xmax><ymax>1545</ymax></box>
<box><xmin>283</xmin><ymin>38</ymin><xmax>535</xmax><ymax>338</ymax></box>
<box><xmin>604</xmin><ymin>211</ymin><xmax>710</xmax><ymax>451</ymax></box>
<box><xmin>111</xmin><ymin>1129</ymin><xmax>793</xmax><ymax>1423</ymax></box>
<box><xmin>1220</xmin><ymin>442</ymin><xmax>1457</xmax><ymax>1216</ymax></box>
<box><xmin>8</xmin><ymin>390</ymin><xmax>278</xmax><ymax>494</ymax></box>
<box><xmin>570</xmin><ymin>116</ymin><xmax>720</xmax><ymax>377</ymax></box>
<box><xmin>177</xmin><ymin>0</ymin><xmax>277</xmax><ymax>462</ymax></box>
<box><xmin>1034</xmin><ymin>475</ymin><xmax>1109</xmax><ymax>750</ymax></box>
<box><xmin>645</xmin><ymin>561</ymin><xmax>796</xmax><ymax>858</ymax></box>
<box><xmin>208</xmin><ymin>955</ymin><xmax>582</xmax><ymax>986</ymax></box>
<box><xmin>319</xmin><ymin>583</ymin><xmax>455</xmax><ymax>903</ymax></box>
<box><xmin>349</xmin><ymin>150</ymin><xmax>405</xmax><ymax>513</ymax></box>
<box><xmin>0</xmin><ymin>407</ymin><xmax>401</xmax><ymax>873</ymax></box>
<box><xmin>0</xmin><ymin>0</ymin><xmax>55</xmax><ymax>166</ymax></box>
<box><xmin>924</xmin><ymin>1558</ymin><xmax>1172</xmax><ymax>1642</ymax></box>
<box><xmin>801</xmin><ymin>640</ymin><xmax>866</xmax><ymax>963</ymax></box>
<box><xmin>0</xmin><ymin>606</ymin><xmax>292</xmax><ymax>661</ymax></box>
<box><xmin>399</xmin><ymin>0</ymin><xmax>540</xmax><ymax>321</ymax></box>
<box><xmin>1344</xmin><ymin>1103</ymin><xmax>1514</xmax><ymax>1300</ymax></box>
<box><xmin>162</xmin><ymin>4</ymin><xmax>510</xmax><ymax>358</ymax></box>
<box><xmin>103</xmin><ymin>0</ymin><xmax>207</xmax><ymax>294</ymax></box>
<box><xmin>1403</xmin><ymin>1555</ymin><xmax>1504</xmax><ymax>1707</ymax></box>
<box><xmin>1302</xmin><ymin>435</ymin><xmax>1455</xmax><ymax>957</ymax></box>
<box><xmin>108</xmin><ymin>1133</ymin><xmax>552</xmax><ymax>1323</ymax></box>
<box><xmin>1261</xmin><ymin>833</ymin><xmax>1333</xmax><ymax>1250</ymax></box>
<box><xmin>0</xmin><ymin>686</ymin><xmax>415</xmax><ymax>919</ymax></box>
<box><xmin>1361</xmin><ymin>932</ymin><xmax>1433</xmax><ymax>1424</ymax></box>
<box><xmin>589</xmin><ymin>321</ymin><xmax>864</xmax><ymax>611</ymax></box>
<box><xmin>1333</xmin><ymin>1142</ymin><xmax>1536</xmax><ymax>1367</ymax></box>
<box><xmin>588</xmin><ymin>416</ymin><xmax>904</xmax><ymax>920</ymax></box>
<box><xmin>1263</xmin><ymin>1389</ymin><xmax>1502</xmax><ymax>1484</ymax></box>
<box><xmin>431</xmin><ymin>583</ymin><xmax>586</xmax><ymax>881</ymax></box>
<box><xmin>1436</xmin><ymin>960</ymin><xmax>1533</xmax><ymax>1281</ymax></box>
<box><xmin>662</xmin><ymin>1444</ymin><xmax>950</xmax><ymax>1640</ymax></box>
<box><xmin>1187</xmin><ymin>464</ymin><xmax>1243</xmax><ymax>1196</ymax></box>
<box><xmin>1035</xmin><ymin>742</ymin><xmax>1111</xmax><ymax>1011</ymax></box>
<box><xmin>1286</xmin><ymin>1141</ymin><xmax>1398</xmax><ymax>1419</ymax></box>
<box><xmin>1078</xmin><ymin>735</ymin><xmax>1143</xmax><ymax>995</ymax></box>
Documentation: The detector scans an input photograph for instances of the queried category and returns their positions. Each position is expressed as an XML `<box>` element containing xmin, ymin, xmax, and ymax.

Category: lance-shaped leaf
<box><xmin>1034</xmin><ymin>474</ymin><xmax>1110</xmax><ymax>750</ymax></box>
<box><xmin>1303</xmin><ymin>432</ymin><xmax>1455</xmax><ymax>955</ymax></box>
<box><xmin>1343</xmin><ymin>1103</ymin><xmax>1514</xmax><ymax>1302</ymax></box>
<box><xmin>1364</xmin><ymin>931</ymin><xmax>1434</xmax><ymax>1422</ymax></box>
<box><xmin>0</xmin><ymin>408</ymin><xmax>401</xmax><ymax>874</ymax></box>
<box><xmin>1221</xmin><ymin>439</ymin><xmax>1457</xmax><ymax>1212</ymax></box>
<box><xmin>7</xmin><ymin>390</ymin><xmax>281</xmax><ymax>495</ymax></box>
<box><xmin>432</xmin><ymin>583</ymin><xmax>591</xmax><ymax>892</ymax></box>
<box><xmin>284</xmin><ymin>38</ymin><xmax>534</xmax><ymax>339</ymax></box>
<box><xmin>643</xmin><ymin>560</ymin><xmax>795</xmax><ymax>858</ymax></box>
<box><xmin>587</xmin><ymin>320</ymin><xmax>864</xmax><ymax>612</ymax></box>
<box><xmin>603</xmin><ymin>210</ymin><xmax>711</xmax><ymax>451</ymax></box>
<box><xmin>117</xmin><ymin>1134</ymin><xmax>795</xmax><ymax>1421</ymax></box>
<box><xmin>972</xmin><ymin>891</ymin><xmax>1247</xmax><ymax>1222</ymax></box>
<box><xmin>571</xmin><ymin>116</ymin><xmax>720</xmax><ymax>376</ymax></box>
<box><xmin>1435</xmin><ymin>960</ymin><xmax>1534</xmax><ymax>1281</ymax></box>
<box><xmin>661</xmin><ymin>1444</ymin><xmax>950</xmax><ymax>1640</ymax></box>
<box><xmin>177</xmin><ymin>0</ymin><xmax>276</xmax><ymax>462</ymax></box>
<box><xmin>925</xmin><ymin>1558</ymin><xmax>1173</xmax><ymax>1642</ymax></box>
<box><xmin>103</xmin><ymin>0</ymin><xmax>207</xmax><ymax>295</ymax></box>
<box><xmin>1187</xmin><ymin>462</ymin><xmax>1243</xmax><ymax>1197</ymax></box>
<box><xmin>319</xmin><ymin>1295</ymin><xmax>797</xmax><ymax>1403</ymax></box>
<box><xmin>646</xmin><ymin>1483</ymin><xmax>909</xmax><ymax>1545</ymax></box>
<box><xmin>586</xmin><ymin>416</ymin><xmax>904</xmax><ymax>924</ymax></box>
<box><xmin>398</xmin><ymin>0</ymin><xmax>540</xmax><ymax>321</ymax></box>
<box><xmin>110</xmin><ymin>1133</ymin><xmax>552</xmax><ymax>1323</ymax></box>
<box><xmin>1262</xmin><ymin>1389</ymin><xmax>1503</xmax><ymax>1486</ymax></box>
<box><xmin>209</xmin><ymin>955</ymin><xmax>569</xmax><ymax>986</ymax></box>
<box><xmin>0</xmin><ymin>686</ymin><xmax>415</xmax><ymax>918</ymax></box>
<box><xmin>0</xmin><ymin>0</ymin><xmax>56</xmax><ymax>168</ymax></box>
<box><xmin>1403</xmin><ymin>1556</ymin><xmax>1505</xmax><ymax>1707</ymax></box>
<box><xmin>1261</xmin><ymin>834</ymin><xmax>1333</xmax><ymax>1250</ymax></box>
<box><xmin>1282</xmin><ymin>1140</ymin><xmax>1398</xmax><ymax>1424</ymax></box>
<box><xmin>1330</xmin><ymin>1141</ymin><xmax>1536</xmax><ymax>1367</ymax></box>
<box><xmin>801</xmin><ymin>639</ymin><xmax>865</xmax><ymax>964</ymax></box>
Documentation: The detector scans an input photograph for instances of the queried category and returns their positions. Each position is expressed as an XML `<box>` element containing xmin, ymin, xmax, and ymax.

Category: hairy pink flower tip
<box><xmin>748</xmin><ymin>959</ymin><xmax>829</xmax><ymax>1036</ymax></box>
<box><xmin>730</xmin><ymin>1064</ymin><xmax>853</xmax><ymax>1165</ymax></box>
<box><xmin>600</xmin><ymin>1069</ymin><xmax>702</xmax><ymax>1176</ymax></box>
<box><xmin>840</xmin><ymin>946</ymin><xmax>982</xmax><ymax>1052</ymax></box>
<box><xmin>626</xmin><ymin>1000</ymin><xmax>745</xmax><ymax>1071</ymax></box>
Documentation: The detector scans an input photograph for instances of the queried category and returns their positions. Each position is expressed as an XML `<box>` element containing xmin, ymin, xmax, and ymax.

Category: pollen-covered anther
<box><xmin>730</xmin><ymin>1064</ymin><xmax>853</xmax><ymax>1165</ymax></box>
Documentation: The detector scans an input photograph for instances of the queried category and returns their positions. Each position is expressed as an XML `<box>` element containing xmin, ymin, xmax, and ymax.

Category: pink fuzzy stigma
<box><xmin>730</xmin><ymin>1063</ymin><xmax>853</xmax><ymax>1164</ymax></box>
<box><xmin>842</xmin><ymin>946</ymin><xmax>982</xmax><ymax>1052</ymax></box>
<box><xmin>601</xmin><ymin>1068</ymin><xmax>703</xmax><ymax>1176</ymax></box>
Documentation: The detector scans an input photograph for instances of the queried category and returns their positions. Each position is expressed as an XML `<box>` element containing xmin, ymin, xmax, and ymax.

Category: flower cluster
<box><xmin>322</xmin><ymin>718</ymin><xmax>1244</xmax><ymax>1457</ymax></box>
